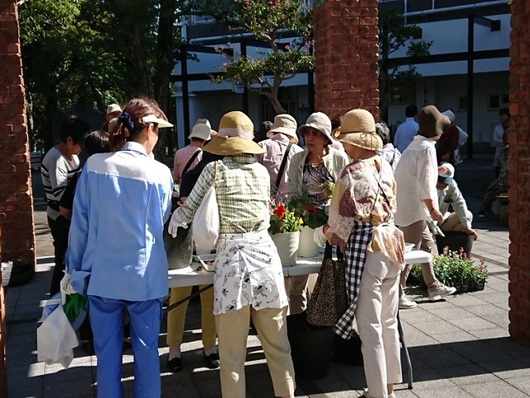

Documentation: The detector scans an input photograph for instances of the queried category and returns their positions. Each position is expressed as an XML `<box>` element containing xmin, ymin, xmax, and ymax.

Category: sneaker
<box><xmin>363</xmin><ymin>388</ymin><xmax>395</xmax><ymax>398</ymax></box>
<box><xmin>428</xmin><ymin>281</ymin><xmax>457</xmax><ymax>301</ymax></box>
<box><xmin>399</xmin><ymin>295</ymin><xmax>417</xmax><ymax>309</ymax></box>
<box><xmin>167</xmin><ymin>356</ymin><xmax>182</xmax><ymax>372</ymax></box>
<box><xmin>203</xmin><ymin>351</ymin><xmax>220</xmax><ymax>369</ymax></box>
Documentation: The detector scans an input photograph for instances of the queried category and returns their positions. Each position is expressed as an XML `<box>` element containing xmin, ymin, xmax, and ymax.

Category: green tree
<box><xmin>379</xmin><ymin>10</ymin><xmax>432</xmax><ymax>122</ymax></box>
<box><xmin>211</xmin><ymin>0</ymin><xmax>314</xmax><ymax>114</ymax></box>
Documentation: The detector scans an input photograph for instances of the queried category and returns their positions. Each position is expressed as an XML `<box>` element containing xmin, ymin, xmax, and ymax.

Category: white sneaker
<box><xmin>399</xmin><ymin>295</ymin><xmax>417</xmax><ymax>309</ymax></box>
<box><xmin>363</xmin><ymin>388</ymin><xmax>395</xmax><ymax>398</ymax></box>
<box><xmin>428</xmin><ymin>281</ymin><xmax>457</xmax><ymax>301</ymax></box>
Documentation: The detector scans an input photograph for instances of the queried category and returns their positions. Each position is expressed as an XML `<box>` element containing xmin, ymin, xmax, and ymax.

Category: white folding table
<box><xmin>168</xmin><ymin>249</ymin><xmax>431</xmax><ymax>288</ymax></box>
<box><xmin>167</xmin><ymin>249</ymin><xmax>431</xmax><ymax>389</ymax></box>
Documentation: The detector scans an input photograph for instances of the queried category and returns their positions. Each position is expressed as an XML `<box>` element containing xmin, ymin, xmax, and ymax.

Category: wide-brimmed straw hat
<box><xmin>298</xmin><ymin>112</ymin><xmax>333</xmax><ymax>144</ymax></box>
<box><xmin>203</xmin><ymin>111</ymin><xmax>264</xmax><ymax>156</ymax></box>
<box><xmin>269</xmin><ymin>114</ymin><xmax>298</xmax><ymax>144</ymax></box>
<box><xmin>333</xmin><ymin>109</ymin><xmax>382</xmax><ymax>151</ymax></box>
<box><xmin>418</xmin><ymin>105</ymin><xmax>451</xmax><ymax>138</ymax></box>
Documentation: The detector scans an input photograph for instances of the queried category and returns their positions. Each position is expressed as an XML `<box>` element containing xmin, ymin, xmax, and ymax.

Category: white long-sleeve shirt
<box><xmin>394</xmin><ymin>135</ymin><xmax>439</xmax><ymax>227</ymax></box>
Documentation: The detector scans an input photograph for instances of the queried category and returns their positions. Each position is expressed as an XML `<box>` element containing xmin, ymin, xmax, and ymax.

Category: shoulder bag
<box><xmin>192</xmin><ymin>160</ymin><xmax>220</xmax><ymax>255</ymax></box>
<box><xmin>306</xmin><ymin>243</ymin><xmax>348</xmax><ymax>327</ymax></box>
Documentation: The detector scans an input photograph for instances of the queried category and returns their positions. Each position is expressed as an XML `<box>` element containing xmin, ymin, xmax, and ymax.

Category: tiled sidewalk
<box><xmin>5</xmin><ymin>158</ymin><xmax>530</xmax><ymax>397</ymax></box>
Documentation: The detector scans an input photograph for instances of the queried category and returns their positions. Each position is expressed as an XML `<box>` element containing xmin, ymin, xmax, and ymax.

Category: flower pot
<box><xmin>271</xmin><ymin>231</ymin><xmax>300</xmax><ymax>266</ymax></box>
<box><xmin>298</xmin><ymin>226</ymin><xmax>321</xmax><ymax>258</ymax></box>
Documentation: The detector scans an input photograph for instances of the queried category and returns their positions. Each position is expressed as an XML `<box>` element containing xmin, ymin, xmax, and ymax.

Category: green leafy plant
<box><xmin>411</xmin><ymin>247</ymin><xmax>488</xmax><ymax>291</ymax></box>
<box><xmin>269</xmin><ymin>202</ymin><xmax>303</xmax><ymax>234</ymax></box>
<box><xmin>287</xmin><ymin>191</ymin><xmax>328</xmax><ymax>229</ymax></box>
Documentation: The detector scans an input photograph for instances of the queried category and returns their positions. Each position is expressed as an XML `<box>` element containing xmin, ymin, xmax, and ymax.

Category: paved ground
<box><xmin>5</xmin><ymin>156</ymin><xmax>530</xmax><ymax>397</ymax></box>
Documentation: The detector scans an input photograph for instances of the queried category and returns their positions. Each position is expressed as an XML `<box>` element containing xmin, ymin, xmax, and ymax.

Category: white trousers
<box><xmin>356</xmin><ymin>251</ymin><xmax>402</xmax><ymax>398</ymax></box>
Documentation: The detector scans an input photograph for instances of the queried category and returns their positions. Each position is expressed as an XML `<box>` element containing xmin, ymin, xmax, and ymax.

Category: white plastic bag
<box><xmin>37</xmin><ymin>302</ymin><xmax>79</xmax><ymax>368</ymax></box>
<box><xmin>192</xmin><ymin>185</ymin><xmax>220</xmax><ymax>255</ymax></box>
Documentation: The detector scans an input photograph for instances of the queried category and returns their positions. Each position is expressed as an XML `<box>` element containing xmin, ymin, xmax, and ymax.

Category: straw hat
<box><xmin>333</xmin><ymin>109</ymin><xmax>382</xmax><ymax>151</ymax></box>
<box><xmin>417</xmin><ymin>105</ymin><xmax>451</xmax><ymax>138</ymax></box>
<box><xmin>269</xmin><ymin>114</ymin><xmax>298</xmax><ymax>144</ymax></box>
<box><xmin>298</xmin><ymin>112</ymin><xmax>333</xmax><ymax>144</ymax></box>
<box><xmin>203</xmin><ymin>111</ymin><xmax>265</xmax><ymax>156</ymax></box>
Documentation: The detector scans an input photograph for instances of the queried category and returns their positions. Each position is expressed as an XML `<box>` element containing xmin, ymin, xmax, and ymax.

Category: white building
<box><xmin>173</xmin><ymin>0</ymin><xmax>510</xmax><ymax>157</ymax></box>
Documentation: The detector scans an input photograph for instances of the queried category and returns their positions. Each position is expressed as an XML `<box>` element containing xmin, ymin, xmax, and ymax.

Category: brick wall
<box><xmin>0</xmin><ymin>2</ymin><xmax>35</xmax><ymax>266</ymax></box>
<box><xmin>0</xmin><ymin>2</ymin><xmax>36</xmax><ymax>394</ymax></box>
<box><xmin>508</xmin><ymin>1</ymin><xmax>530</xmax><ymax>346</ymax></box>
<box><xmin>313</xmin><ymin>0</ymin><xmax>380</xmax><ymax>121</ymax></box>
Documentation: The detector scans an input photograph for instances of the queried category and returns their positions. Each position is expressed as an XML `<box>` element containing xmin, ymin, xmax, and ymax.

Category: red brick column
<box><xmin>508</xmin><ymin>1</ymin><xmax>530</xmax><ymax>346</ymax></box>
<box><xmin>313</xmin><ymin>0</ymin><xmax>380</xmax><ymax>120</ymax></box>
<box><xmin>0</xmin><ymin>2</ymin><xmax>36</xmax><ymax>394</ymax></box>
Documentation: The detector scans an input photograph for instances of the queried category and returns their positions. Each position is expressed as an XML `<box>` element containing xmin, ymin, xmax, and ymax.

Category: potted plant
<box><xmin>287</xmin><ymin>191</ymin><xmax>328</xmax><ymax>257</ymax></box>
<box><xmin>411</xmin><ymin>247</ymin><xmax>488</xmax><ymax>293</ymax></box>
<box><xmin>269</xmin><ymin>201</ymin><xmax>303</xmax><ymax>266</ymax></box>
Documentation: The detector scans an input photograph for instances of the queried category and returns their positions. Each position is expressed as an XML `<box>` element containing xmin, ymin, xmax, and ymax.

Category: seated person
<box><xmin>430</xmin><ymin>163</ymin><xmax>478</xmax><ymax>240</ymax></box>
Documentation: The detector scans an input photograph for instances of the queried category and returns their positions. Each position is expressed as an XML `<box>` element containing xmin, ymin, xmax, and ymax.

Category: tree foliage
<box><xmin>211</xmin><ymin>0</ymin><xmax>314</xmax><ymax>114</ymax></box>
<box><xmin>379</xmin><ymin>10</ymin><xmax>432</xmax><ymax>121</ymax></box>
<box><xmin>19</xmin><ymin>0</ymin><xmax>188</xmax><ymax>159</ymax></box>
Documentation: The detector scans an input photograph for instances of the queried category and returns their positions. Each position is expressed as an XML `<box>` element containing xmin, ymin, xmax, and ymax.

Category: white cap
<box><xmin>438</xmin><ymin>163</ymin><xmax>455</xmax><ymax>185</ymax></box>
<box><xmin>442</xmin><ymin>110</ymin><xmax>455</xmax><ymax>122</ymax></box>
<box><xmin>106</xmin><ymin>103</ymin><xmax>121</xmax><ymax>115</ymax></box>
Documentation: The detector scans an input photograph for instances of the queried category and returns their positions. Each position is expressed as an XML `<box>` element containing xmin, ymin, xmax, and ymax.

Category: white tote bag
<box><xmin>37</xmin><ymin>302</ymin><xmax>79</xmax><ymax>368</ymax></box>
<box><xmin>192</xmin><ymin>162</ymin><xmax>219</xmax><ymax>255</ymax></box>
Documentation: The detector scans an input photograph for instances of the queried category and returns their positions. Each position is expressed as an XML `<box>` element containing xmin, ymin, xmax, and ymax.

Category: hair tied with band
<box><xmin>119</xmin><ymin>112</ymin><xmax>135</xmax><ymax>132</ymax></box>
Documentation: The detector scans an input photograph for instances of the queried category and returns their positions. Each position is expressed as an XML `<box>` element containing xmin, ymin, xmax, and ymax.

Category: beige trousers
<box><xmin>356</xmin><ymin>251</ymin><xmax>402</xmax><ymax>398</ymax></box>
<box><xmin>399</xmin><ymin>220</ymin><xmax>438</xmax><ymax>294</ymax></box>
<box><xmin>287</xmin><ymin>274</ymin><xmax>309</xmax><ymax>314</ymax></box>
<box><xmin>440</xmin><ymin>211</ymin><xmax>473</xmax><ymax>232</ymax></box>
<box><xmin>166</xmin><ymin>285</ymin><xmax>217</xmax><ymax>349</ymax></box>
<box><xmin>216</xmin><ymin>305</ymin><xmax>295</xmax><ymax>398</ymax></box>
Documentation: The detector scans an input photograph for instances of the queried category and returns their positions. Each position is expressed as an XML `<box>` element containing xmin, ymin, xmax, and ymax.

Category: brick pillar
<box><xmin>313</xmin><ymin>0</ymin><xmax>380</xmax><ymax>120</ymax></box>
<box><xmin>508</xmin><ymin>1</ymin><xmax>530</xmax><ymax>346</ymax></box>
<box><xmin>0</xmin><ymin>2</ymin><xmax>37</xmax><ymax>394</ymax></box>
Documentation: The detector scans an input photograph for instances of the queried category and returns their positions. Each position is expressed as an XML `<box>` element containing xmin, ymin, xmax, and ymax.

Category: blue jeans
<box><xmin>89</xmin><ymin>296</ymin><xmax>163</xmax><ymax>398</ymax></box>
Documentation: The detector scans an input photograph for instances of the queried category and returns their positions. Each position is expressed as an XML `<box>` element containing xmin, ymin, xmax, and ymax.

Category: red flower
<box><xmin>306</xmin><ymin>204</ymin><xmax>318</xmax><ymax>214</ymax></box>
<box><xmin>273</xmin><ymin>203</ymin><xmax>286</xmax><ymax>218</ymax></box>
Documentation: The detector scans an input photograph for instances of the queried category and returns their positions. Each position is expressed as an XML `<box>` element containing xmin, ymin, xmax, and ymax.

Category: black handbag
<box><xmin>306</xmin><ymin>243</ymin><xmax>348</xmax><ymax>327</ymax></box>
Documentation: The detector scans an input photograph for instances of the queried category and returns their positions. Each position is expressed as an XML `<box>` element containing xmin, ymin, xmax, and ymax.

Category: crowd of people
<box><xmin>41</xmin><ymin>97</ymin><xmax>508</xmax><ymax>398</ymax></box>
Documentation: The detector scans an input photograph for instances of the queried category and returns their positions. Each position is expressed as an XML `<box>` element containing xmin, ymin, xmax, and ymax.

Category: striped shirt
<box><xmin>178</xmin><ymin>155</ymin><xmax>270</xmax><ymax>234</ymax></box>
<box><xmin>40</xmin><ymin>146</ymin><xmax>81</xmax><ymax>220</ymax></box>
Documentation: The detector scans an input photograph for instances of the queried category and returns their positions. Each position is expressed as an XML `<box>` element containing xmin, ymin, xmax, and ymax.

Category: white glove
<box><xmin>168</xmin><ymin>209</ymin><xmax>188</xmax><ymax>238</ymax></box>
<box><xmin>313</xmin><ymin>226</ymin><xmax>327</xmax><ymax>247</ymax></box>
<box><xmin>59</xmin><ymin>272</ymin><xmax>76</xmax><ymax>305</ymax></box>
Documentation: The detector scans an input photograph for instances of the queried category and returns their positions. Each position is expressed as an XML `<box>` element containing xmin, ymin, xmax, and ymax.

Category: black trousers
<box><xmin>48</xmin><ymin>215</ymin><xmax>70</xmax><ymax>296</ymax></box>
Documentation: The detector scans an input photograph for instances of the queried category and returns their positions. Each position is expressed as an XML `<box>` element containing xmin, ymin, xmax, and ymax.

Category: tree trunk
<box><xmin>270</xmin><ymin>83</ymin><xmax>287</xmax><ymax>114</ymax></box>
<box><xmin>153</xmin><ymin>0</ymin><xmax>178</xmax><ymax>162</ymax></box>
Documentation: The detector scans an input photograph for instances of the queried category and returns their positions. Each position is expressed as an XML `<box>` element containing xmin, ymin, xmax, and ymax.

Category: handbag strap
<box><xmin>182</xmin><ymin>149</ymin><xmax>201</xmax><ymax>177</ymax></box>
<box><xmin>324</xmin><ymin>242</ymin><xmax>343</xmax><ymax>260</ymax></box>
<box><xmin>275</xmin><ymin>142</ymin><xmax>292</xmax><ymax>191</ymax></box>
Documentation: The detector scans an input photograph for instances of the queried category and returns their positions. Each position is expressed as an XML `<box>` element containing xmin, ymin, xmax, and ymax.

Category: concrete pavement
<box><xmin>4</xmin><ymin>157</ymin><xmax>530</xmax><ymax>397</ymax></box>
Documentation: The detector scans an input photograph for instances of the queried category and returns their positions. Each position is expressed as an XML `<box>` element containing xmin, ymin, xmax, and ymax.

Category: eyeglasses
<box><xmin>304</xmin><ymin>129</ymin><xmax>322</xmax><ymax>138</ymax></box>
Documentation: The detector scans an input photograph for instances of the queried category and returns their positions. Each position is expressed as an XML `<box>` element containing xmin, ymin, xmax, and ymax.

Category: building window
<box><xmin>488</xmin><ymin>93</ymin><xmax>509</xmax><ymax>110</ymax></box>
<box><xmin>390</xmin><ymin>79</ymin><xmax>416</xmax><ymax>105</ymax></box>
